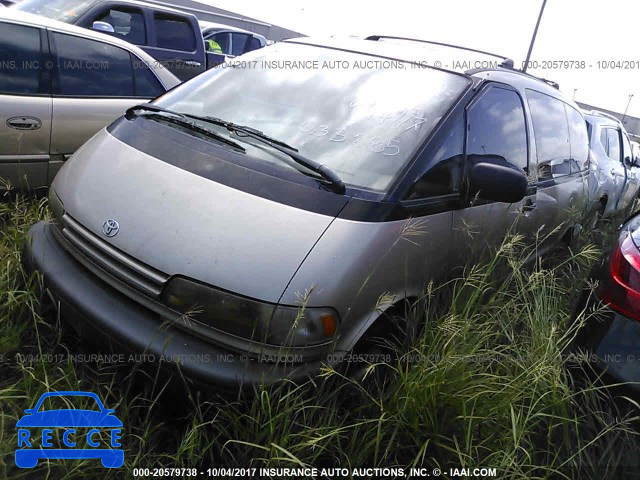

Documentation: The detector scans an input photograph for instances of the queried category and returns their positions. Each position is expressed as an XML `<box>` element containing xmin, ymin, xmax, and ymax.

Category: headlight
<box><xmin>161</xmin><ymin>277</ymin><xmax>339</xmax><ymax>347</ymax></box>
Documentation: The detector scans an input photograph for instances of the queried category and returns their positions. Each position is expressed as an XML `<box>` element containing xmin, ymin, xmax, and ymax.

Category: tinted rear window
<box><xmin>132</xmin><ymin>55</ymin><xmax>165</xmax><ymax>97</ymax></box>
<box><xmin>247</xmin><ymin>36</ymin><xmax>262</xmax><ymax>53</ymax></box>
<box><xmin>231</xmin><ymin>33</ymin><xmax>250</xmax><ymax>56</ymax></box>
<box><xmin>53</xmin><ymin>32</ymin><xmax>134</xmax><ymax>96</ymax></box>
<box><xmin>154</xmin><ymin>14</ymin><xmax>196</xmax><ymax>51</ymax></box>
<box><xmin>0</xmin><ymin>22</ymin><xmax>42</xmax><ymax>94</ymax></box>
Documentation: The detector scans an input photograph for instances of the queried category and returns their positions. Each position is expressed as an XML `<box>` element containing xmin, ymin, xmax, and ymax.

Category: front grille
<box><xmin>56</xmin><ymin>214</ymin><xmax>170</xmax><ymax>297</ymax></box>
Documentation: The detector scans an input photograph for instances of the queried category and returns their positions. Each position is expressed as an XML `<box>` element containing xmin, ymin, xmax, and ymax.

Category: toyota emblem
<box><xmin>102</xmin><ymin>219</ymin><xmax>120</xmax><ymax>237</ymax></box>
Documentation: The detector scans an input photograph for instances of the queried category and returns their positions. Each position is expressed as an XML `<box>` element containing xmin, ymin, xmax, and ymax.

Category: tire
<box><xmin>590</xmin><ymin>201</ymin><xmax>606</xmax><ymax>230</ymax></box>
<box><xmin>343</xmin><ymin>300</ymin><xmax>419</xmax><ymax>390</ymax></box>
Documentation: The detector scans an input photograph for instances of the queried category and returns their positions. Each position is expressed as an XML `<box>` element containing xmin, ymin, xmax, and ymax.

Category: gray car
<box><xmin>584</xmin><ymin>110</ymin><xmax>640</xmax><ymax>221</ymax></box>
<box><xmin>0</xmin><ymin>9</ymin><xmax>179</xmax><ymax>190</ymax></box>
<box><xmin>24</xmin><ymin>37</ymin><xmax>591</xmax><ymax>388</ymax></box>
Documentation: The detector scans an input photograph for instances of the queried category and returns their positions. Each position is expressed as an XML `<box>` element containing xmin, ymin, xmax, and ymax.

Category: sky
<box><xmin>197</xmin><ymin>0</ymin><xmax>640</xmax><ymax>118</ymax></box>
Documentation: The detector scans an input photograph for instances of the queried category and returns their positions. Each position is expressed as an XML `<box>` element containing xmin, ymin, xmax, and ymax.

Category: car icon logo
<box><xmin>15</xmin><ymin>391</ymin><xmax>124</xmax><ymax>469</ymax></box>
<box><xmin>102</xmin><ymin>219</ymin><xmax>120</xmax><ymax>237</ymax></box>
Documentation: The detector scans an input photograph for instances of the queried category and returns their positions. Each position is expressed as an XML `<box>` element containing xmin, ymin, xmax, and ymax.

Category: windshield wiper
<box><xmin>198</xmin><ymin>116</ymin><xmax>298</xmax><ymax>152</ymax></box>
<box><xmin>127</xmin><ymin>104</ymin><xmax>346</xmax><ymax>194</ymax></box>
<box><xmin>125</xmin><ymin>104</ymin><xmax>246</xmax><ymax>153</ymax></box>
<box><xmin>195</xmin><ymin>116</ymin><xmax>346</xmax><ymax>194</ymax></box>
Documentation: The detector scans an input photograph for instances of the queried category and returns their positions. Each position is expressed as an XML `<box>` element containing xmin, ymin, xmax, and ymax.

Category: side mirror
<box><xmin>92</xmin><ymin>21</ymin><xmax>115</xmax><ymax>33</ymax></box>
<box><xmin>467</xmin><ymin>154</ymin><xmax>527</xmax><ymax>204</ymax></box>
<box><xmin>24</xmin><ymin>409</ymin><xmax>36</xmax><ymax>415</ymax></box>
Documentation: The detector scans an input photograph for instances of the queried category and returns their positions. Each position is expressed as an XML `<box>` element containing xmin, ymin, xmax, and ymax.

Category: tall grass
<box><xmin>1</xmin><ymin>193</ymin><xmax>639</xmax><ymax>479</ymax></box>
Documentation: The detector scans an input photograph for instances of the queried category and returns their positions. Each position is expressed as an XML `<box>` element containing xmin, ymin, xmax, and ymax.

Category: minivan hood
<box><xmin>52</xmin><ymin>128</ymin><xmax>347</xmax><ymax>303</ymax></box>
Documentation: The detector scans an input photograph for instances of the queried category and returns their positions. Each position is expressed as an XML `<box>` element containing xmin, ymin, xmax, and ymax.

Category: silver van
<box><xmin>24</xmin><ymin>37</ymin><xmax>590</xmax><ymax>388</ymax></box>
<box><xmin>584</xmin><ymin>110</ymin><xmax>640</xmax><ymax>221</ymax></box>
<box><xmin>0</xmin><ymin>9</ymin><xmax>179</xmax><ymax>190</ymax></box>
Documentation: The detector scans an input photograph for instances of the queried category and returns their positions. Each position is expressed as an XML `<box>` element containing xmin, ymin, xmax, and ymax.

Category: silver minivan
<box><xmin>24</xmin><ymin>37</ymin><xmax>590</xmax><ymax>388</ymax></box>
<box><xmin>0</xmin><ymin>9</ymin><xmax>179</xmax><ymax>190</ymax></box>
<box><xmin>584</xmin><ymin>110</ymin><xmax>640</xmax><ymax>221</ymax></box>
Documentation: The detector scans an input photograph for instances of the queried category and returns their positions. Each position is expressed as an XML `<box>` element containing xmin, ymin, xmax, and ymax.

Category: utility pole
<box><xmin>622</xmin><ymin>94</ymin><xmax>634</xmax><ymax>124</ymax></box>
<box><xmin>523</xmin><ymin>0</ymin><xmax>548</xmax><ymax>73</ymax></box>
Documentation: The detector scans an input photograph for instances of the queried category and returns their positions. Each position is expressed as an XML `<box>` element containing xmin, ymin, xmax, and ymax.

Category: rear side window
<box><xmin>623</xmin><ymin>133</ymin><xmax>633</xmax><ymax>164</ymax></box>
<box><xmin>247</xmin><ymin>36</ymin><xmax>262</xmax><ymax>53</ymax></box>
<box><xmin>231</xmin><ymin>33</ymin><xmax>250</xmax><ymax>56</ymax></box>
<box><xmin>154</xmin><ymin>14</ymin><xmax>195</xmax><ymax>51</ymax></box>
<box><xmin>93</xmin><ymin>8</ymin><xmax>147</xmax><ymax>46</ymax></box>
<box><xmin>132</xmin><ymin>55</ymin><xmax>165</xmax><ymax>97</ymax></box>
<box><xmin>467</xmin><ymin>86</ymin><xmax>528</xmax><ymax>171</ymax></box>
<box><xmin>209</xmin><ymin>32</ymin><xmax>230</xmax><ymax>54</ymax></box>
<box><xmin>0</xmin><ymin>22</ymin><xmax>42</xmax><ymax>95</ymax></box>
<box><xmin>565</xmin><ymin>106</ymin><xmax>589</xmax><ymax>173</ymax></box>
<box><xmin>53</xmin><ymin>32</ymin><xmax>133</xmax><ymax>97</ymax></box>
<box><xmin>606</xmin><ymin>129</ymin><xmax>621</xmax><ymax>162</ymax></box>
<box><xmin>526</xmin><ymin>89</ymin><xmax>571</xmax><ymax>179</ymax></box>
<box><xmin>599</xmin><ymin>129</ymin><xmax>608</xmax><ymax>151</ymax></box>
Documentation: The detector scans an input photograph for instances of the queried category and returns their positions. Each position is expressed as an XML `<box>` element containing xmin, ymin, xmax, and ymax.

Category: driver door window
<box><xmin>93</xmin><ymin>8</ymin><xmax>147</xmax><ymax>46</ymax></box>
<box><xmin>207</xmin><ymin>32</ymin><xmax>230</xmax><ymax>55</ymax></box>
<box><xmin>467</xmin><ymin>86</ymin><xmax>528</xmax><ymax>171</ymax></box>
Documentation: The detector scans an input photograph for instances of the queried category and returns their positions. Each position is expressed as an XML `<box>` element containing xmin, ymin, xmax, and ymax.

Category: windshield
<box><xmin>14</xmin><ymin>0</ymin><xmax>95</xmax><ymax>22</ymax></box>
<box><xmin>155</xmin><ymin>43</ymin><xmax>470</xmax><ymax>192</ymax></box>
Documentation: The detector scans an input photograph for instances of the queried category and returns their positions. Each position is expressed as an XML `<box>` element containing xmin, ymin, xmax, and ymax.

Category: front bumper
<box><xmin>22</xmin><ymin>221</ymin><xmax>330</xmax><ymax>390</ymax></box>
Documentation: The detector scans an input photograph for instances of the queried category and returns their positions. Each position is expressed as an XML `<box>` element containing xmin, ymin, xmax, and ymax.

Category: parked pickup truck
<box><xmin>14</xmin><ymin>0</ymin><xmax>212</xmax><ymax>81</ymax></box>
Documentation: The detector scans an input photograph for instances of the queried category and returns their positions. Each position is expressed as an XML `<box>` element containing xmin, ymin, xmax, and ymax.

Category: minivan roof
<box><xmin>285</xmin><ymin>36</ymin><xmax>570</xmax><ymax>102</ymax></box>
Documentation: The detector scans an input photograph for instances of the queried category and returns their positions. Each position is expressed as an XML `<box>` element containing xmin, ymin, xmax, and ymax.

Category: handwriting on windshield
<box><xmin>349</xmin><ymin>99</ymin><xmax>429</xmax><ymax>132</ymax></box>
<box><xmin>300</xmin><ymin>121</ymin><xmax>401</xmax><ymax>156</ymax></box>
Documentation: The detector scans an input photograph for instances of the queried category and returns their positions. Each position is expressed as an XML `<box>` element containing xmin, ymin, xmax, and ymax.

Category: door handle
<box><xmin>182</xmin><ymin>61</ymin><xmax>202</xmax><ymax>67</ymax></box>
<box><xmin>6</xmin><ymin>117</ymin><xmax>42</xmax><ymax>131</ymax></box>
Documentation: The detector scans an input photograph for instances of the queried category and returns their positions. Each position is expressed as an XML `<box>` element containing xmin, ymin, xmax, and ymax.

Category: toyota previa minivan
<box><xmin>24</xmin><ymin>37</ymin><xmax>591</xmax><ymax>388</ymax></box>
